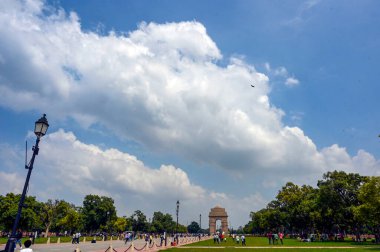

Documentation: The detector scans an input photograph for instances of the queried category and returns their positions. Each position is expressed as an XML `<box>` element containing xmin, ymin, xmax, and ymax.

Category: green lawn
<box><xmin>166</xmin><ymin>249</ymin><xmax>380</xmax><ymax>252</ymax></box>
<box><xmin>186</xmin><ymin>237</ymin><xmax>379</xmax><ymax>247</ymax></box>
<box><xmin>162</xmin><ymin>237</ymin><xmax>380</xmax><ymax>252</ymax></box>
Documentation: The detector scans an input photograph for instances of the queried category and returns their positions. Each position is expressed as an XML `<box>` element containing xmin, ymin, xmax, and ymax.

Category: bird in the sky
<box><xmin>251</xmin><ymin>84</ymin><xmax>255</xmax><ymax>87</ymax></box>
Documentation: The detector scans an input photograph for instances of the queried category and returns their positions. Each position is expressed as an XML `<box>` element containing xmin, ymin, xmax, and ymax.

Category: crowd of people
<box><xmin>8</xmin><ymin>229</ymin><xmax>380</xmax><ymax>251</ymax></box>
<box><xmin>71</xmin><ymin>232</ymin><xmax>81</xmax><ymax>244</ymax></box>
<box><xmin>293</xmin><ymin>232</ymin><xmax>380</xmax><ymax>243</ymax></box>
<box><xmin>1</xmin><ymin>231</ymin><xmax>206</xmax><ymax>251</ymax></box>
<box><xmin>212</xmin><ymin>232</ymin><xmax>246</xmax><ymax>246</ymax></box>
<box><xmin>231</xmin><ymin>234</ymin><xmax>246</xmax><ymax>245</ymax></box>
<box><xmin>212</xmin><ymin>232</ymin><xmax>226</xmax><ymax>243</ymax></box>
<box><xmin>266</xmin><ymin>231</ymin><xmax>284</xmax><ymax>245</ymax></box>
<box><xmin>121</xmin><ymin>232</ymin><xmax>206</xmax><ymax>246</ymax></box>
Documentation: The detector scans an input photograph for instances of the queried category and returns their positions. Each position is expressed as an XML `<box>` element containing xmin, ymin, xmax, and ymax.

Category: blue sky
<box><xmin>0</xmin><ymin>0</ymin><xmax>380</xmax><ymax>228</ymax></box>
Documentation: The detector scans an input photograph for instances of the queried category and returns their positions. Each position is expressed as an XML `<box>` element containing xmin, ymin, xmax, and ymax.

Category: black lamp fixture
<box><xmin>3</xmin><ymin>114</ymin><xmax>49</xmax><ymax>252</ymax></box>
<box><xmin>34</xmin><ymin>114</ymin><xmax>49</xmax><ymax>138</ymax></box>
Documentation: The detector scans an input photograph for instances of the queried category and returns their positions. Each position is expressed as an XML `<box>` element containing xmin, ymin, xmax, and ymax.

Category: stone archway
<box><xmin>209</xmin><ymin>206</ymin><xmax>228</xmax><ymax>234</ymax></box>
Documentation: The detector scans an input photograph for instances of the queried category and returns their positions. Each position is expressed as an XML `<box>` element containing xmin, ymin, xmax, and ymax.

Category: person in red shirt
<box><xmin>279</xmin><ymin>232</ymin><xmax>284</xmax><ymax>245</ymax></box>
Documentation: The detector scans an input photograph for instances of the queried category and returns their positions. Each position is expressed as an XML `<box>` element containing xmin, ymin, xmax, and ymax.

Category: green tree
<box><xmin>151</xmin><ymin>211</ymin><xmax>176</xmax><ymax>233</ymax></box>
<box><xmin>151</xmin><ymin>212</ymin><xmax>164</xmax><ymax>233</ymax></box>
<box><xmin>187</xmin><ymin>221</ymin><xmax>200</xmax><ymax>233</ymax></box>
<box><xmin>249</xmin><ymin>209</ymin><xmax>270</xmax><ymax>233</ymax></box>
<box><xmin>129</xmin><ymin>210</ymin><xmax>148</xmax><ymax>232</ymax></box>
<box><xmin>113</xmin><ymin>217</ymin><xmax>128</xmax><ymax>233</ymax></box>
<box><xmin>40</xmin><ymin>199</ymin><xmax>74</xmax><ymax>236</ymax></box>
<box><xmin>317</xmin><ymin>171</ymin><xmax>366</xmax><ymax>233</ymax></box>
<box><xmin>0</xmin><ymin>193</ymin><xmax>43</xmax><ymax>231</ymax></box>
<box><xmin>81</xmin><ymin>195</ymin><xmax>117</xmax><ymax>233</ymax></box>
<box><xmin>354</xmin><ymin>176</ymin><xmax>380</xmax><ymax>229</ymax></box>
<box><xmin>177</xmin><ymin>224</ymin><xmax>187</xmax><ymax>233</ymax></box>
<box><xmin>56</xmin><ymin>204</ymin><xmax>82</xmax><ymax>233</ymax></box>
<box><xmin>276</xmin><ymin>182</ymin><xmax>318</xmax><ymax>233</ymax></box>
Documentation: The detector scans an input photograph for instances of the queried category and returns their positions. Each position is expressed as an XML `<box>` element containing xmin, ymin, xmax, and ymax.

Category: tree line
<box><xmin>0</xmin><ymin>194</ymin><xmax>192</xmax><ymax>236</ymax></box>
<box><xmin>244</xmin><ymin>171</ymin><xmax>380</xmax><ymax>235</ymax></box>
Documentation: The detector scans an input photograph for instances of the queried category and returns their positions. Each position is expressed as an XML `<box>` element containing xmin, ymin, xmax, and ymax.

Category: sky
<box><xmin>0</xmin><ymin>0</ymin><xmax>380</xmax><ymax>229</ymax></box>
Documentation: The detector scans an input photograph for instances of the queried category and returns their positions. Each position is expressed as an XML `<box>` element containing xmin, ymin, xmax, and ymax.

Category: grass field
<box><xmin>163</xmin><ymin>237</ymin><xmax>380</xmax><ymax>252</ymax></box>
<box><xmin>166</xmin><ymin>249</ymin><xmax>380</xmax><ymax>252</ymax></box>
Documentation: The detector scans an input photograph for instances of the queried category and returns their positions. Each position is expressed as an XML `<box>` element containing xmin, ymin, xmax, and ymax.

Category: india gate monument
<box><xmin>209</xmin><ymin>205</ymin><xmax>228</xmax><ymax>234</ymax></box>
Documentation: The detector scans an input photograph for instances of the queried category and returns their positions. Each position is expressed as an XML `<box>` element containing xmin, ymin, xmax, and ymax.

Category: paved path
<box><xmin>0</xmin><ymin>237</ymin><xmax>206</xmax><ymax>252</ymax></box>
<box><xmin>0</xmin><ymin>239</ymin><xmax>152</xmax><ymax>252</ymax></box>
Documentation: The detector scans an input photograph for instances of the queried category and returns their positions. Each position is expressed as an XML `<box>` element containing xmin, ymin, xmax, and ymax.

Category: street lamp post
<box><xmin>199</xmin><ymin>214</ymin><xmax>201</xmax><ymax>232</ymax></box>
<box><xmin>106</xmin><ymin>211</ymin><xmax>110</xmax><ymax>239</ymax></box>
<box><xmin>3</xmin><ymin>114</ymin><xmax>49</xmax><ymax>252</ymax></box>
<box><xmin>176</xmin><ymin>200</ymin><xmax>179</xmax><ymax>233</ymax></box>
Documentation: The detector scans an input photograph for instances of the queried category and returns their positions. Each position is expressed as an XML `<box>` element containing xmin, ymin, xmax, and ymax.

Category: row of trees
<box><xmin>244</xmin><ymin>171</ymin><xmax>380</xmax><ymax>235</ymax></box>
<box><xmin>0</xmin><ymin>194</ymin><xmax>192</xmax><ymax>236</ymax></box>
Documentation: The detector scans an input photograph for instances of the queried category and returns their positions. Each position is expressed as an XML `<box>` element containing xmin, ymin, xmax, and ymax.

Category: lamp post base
<box><xmin>3</xmin><ymin>237</ymin><xmax>16</xmax><ymax>252</ymax></box>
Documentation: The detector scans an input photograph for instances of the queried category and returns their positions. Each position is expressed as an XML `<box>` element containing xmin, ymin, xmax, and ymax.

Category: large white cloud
<box><xmin>1</xmin><ymin>0</ymin><xmax>380</xmax><ymax>227</ymax></box>
<box><xmin>39</xmin><ymin>129</ymin><xmax>205</xmax><ymax>199</ymax></box>
<box><xmin>0</xmin><ymin>130</ymin><xmax>262</xmax><ymax>227</ymax></box>
<box><xmin>0</xmin><ymin>0</ymin><xmax>308</xmax><ymax>174</ymax></box>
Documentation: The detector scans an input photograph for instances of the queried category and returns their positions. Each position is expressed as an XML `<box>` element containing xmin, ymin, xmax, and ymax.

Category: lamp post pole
<box><xmin>3</xmin><ymin>114</ymin><xmax>49</xmax><ymax>252</ymax></box>
<box><xmin>106</xmin><ymin>211</ymin><xmax>110</xmax><ymax>239</ymax></box>
<box><xmin>176</xmin><ymin>200</ymin><xmax>179</xmax><ymax>233</ymax></box>
<box><xmin>199</xmin><ymin>214</ymin><xmax>201</xmax><ymax>232</ymax></box>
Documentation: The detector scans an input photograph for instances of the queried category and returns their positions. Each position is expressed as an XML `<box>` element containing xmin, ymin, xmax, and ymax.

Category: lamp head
<box><xmin>34</xmin><ymin>114</ymin><xmax>49</xmax><ymax>138</ymax></box>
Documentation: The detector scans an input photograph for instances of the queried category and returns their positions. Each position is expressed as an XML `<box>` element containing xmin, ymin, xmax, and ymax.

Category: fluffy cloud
<box><xmin>0</xmin><ymin>172</ymin><xmax>23</xmax><ymax>194</ymax></box>
<box><xmin>285</xmin><ymin>77</ymin><xmax>300</xmax><ymax>87</ymax></box>
<box><xmin>38</xmin><ymin>129</ymin><xmax>205</xmax><ymax>199</ymax></box>
<box><xmin>0</xmin><ymin>0</ymin><xmax>379</xmax><ymax>177</ymax></box>
<box><xmin>264</xmin><ymin>63</ymin><xmax>300</xmax><ymax>87</ymax></box>
<box><xmin>0</xmin><ymin>0</ymin><xmax>279</xmax><ymax>174</ymax></box>
<box><xmin>0</xmin><ymin>130</ymin><xmax>260</xmax><ymax>227</ymax></box>
<box><xmin>283</xmin><ymin>0</ymin><xmax>321</xmax><ymax>27</ymax></box>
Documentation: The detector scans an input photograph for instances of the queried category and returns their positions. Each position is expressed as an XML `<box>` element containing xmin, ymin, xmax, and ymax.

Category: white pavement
<box><xmin>0</xmin><ymin>237</ymin><xmax>208</xmax><ymax>252</ymax></box>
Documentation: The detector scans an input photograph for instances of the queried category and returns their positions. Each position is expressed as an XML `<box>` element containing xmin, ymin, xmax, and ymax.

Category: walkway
<box><xmin>0</xmin><ymin>236</ymin><xmax>206</xmax><ymax>252</ymax></box>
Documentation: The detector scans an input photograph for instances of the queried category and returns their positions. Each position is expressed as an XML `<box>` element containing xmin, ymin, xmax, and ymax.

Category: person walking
<box><xmin>241</xmin><ymin>235</ymin><xmax>246</xmax><ymax>246</ymax></box>
<box><xmin>279</xmin><ymin>232</ymin><xmax>284</xmax><ymax>245</ymax></box>
<box><xmin>72</xmin><ymin>233</ymin><xmax>75</xmax><ymax>244</ymax></box>
<box><xmin>149</xmin><ymin>234</ymin><xmax>153</xmax><ymax>245</ymax></box>
<box><xmin>273</xmin><ymin>233</ymin><xmax>279</xmax><ymax>244</ymax></box>
<box><xmin>76</xmin><ymin>232</ymin><xmax>81</xmax><ymax>244</ymax></box>
<box><xmin>267</xmin><ymin>231</ymin><xmax>272</xmax><ymax>245</ymax></box>
<box><xmin>160</xmin><ymin>234</ymin><xmax>164</xmax><ymax>246</ymax></box>
<box><xmin>16</xmin><ymin>230</ymin><xmax>23</xmax><ymax>249</ymax></box>
<box><xmin>124</xmin><ymin>233</ymin><xmax>128</xmax><ymax>244</ymax></box>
